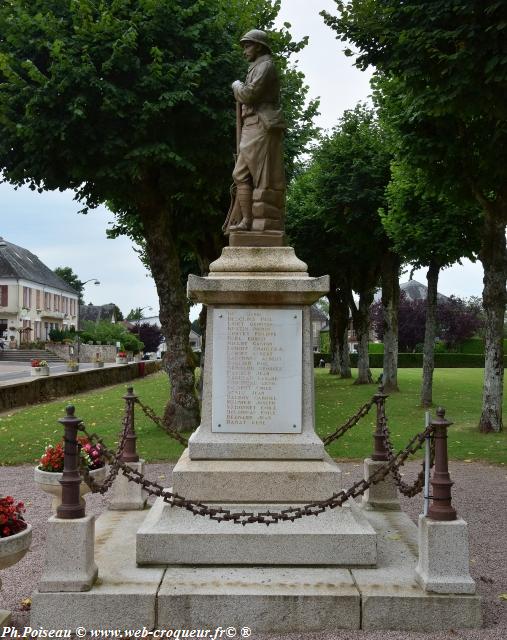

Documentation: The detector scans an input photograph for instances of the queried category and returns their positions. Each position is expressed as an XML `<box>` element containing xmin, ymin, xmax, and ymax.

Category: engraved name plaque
<box><xmin>212</xmin><ymin>308</ymin><xmax>302</xmax><ymax>433</ymax></box>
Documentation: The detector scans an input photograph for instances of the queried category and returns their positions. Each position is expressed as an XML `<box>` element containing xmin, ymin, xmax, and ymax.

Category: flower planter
<box><xmin>0</xmin><ymin>525</ymin><xmax>32</xmax><ymax>570</ymax></box>
<box><xmin>92</xmin><ymin>361</ymin><xmax>104</xmax><ymax>368</ymax></box>
<box><xmin>31</xmin><ymin>366</ymin><xmax>49</xmax><ymax>377</ymax></box>
<box><xmin>115</xmin><ymin>357</ymin><xmax>127</xmax><ymax>365</ymax></box>
<box><xmin>0</xmin><ymin>524</ymin><xmax>32</xmax><ymax>624</ymax></box>
<box><xmin>34</xmin><ymin>466</ymin><xmax>107</xmax><ymax>513</ymax></box>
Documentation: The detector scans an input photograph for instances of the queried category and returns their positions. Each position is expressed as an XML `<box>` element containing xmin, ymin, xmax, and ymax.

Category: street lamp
<box><xmin>81</xmin><ymin>278</ymin><xmax>100</xmax><ymax>286</ymax></box>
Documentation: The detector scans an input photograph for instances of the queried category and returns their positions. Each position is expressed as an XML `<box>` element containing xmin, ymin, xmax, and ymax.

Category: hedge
<box><xmin>459</xmin><ymin>337</ymin><xmax>507</xmax><ymax>355</ymax></box>
<box><xmin>313</xmin><ymin>352</ymin><xmax>506</xmax><ymax>368</ymax></box>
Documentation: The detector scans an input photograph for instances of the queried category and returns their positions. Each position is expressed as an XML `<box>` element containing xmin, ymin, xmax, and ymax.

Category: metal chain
<box><xmin>135</xmin><ymin>398</ymin><xmax>189</xmax><ymax>447</ymax></box>
<box><xmin>78</xmin><ymin>402</ymin><xmax>132</xmax><ymax>494</ymax></box>
<box><xmin>77</xmin><ymin>420</ymin><xmax>433</xmax><ymax>526</ymax></box>
<box><xmin>322</xmin><ymin>397</ymin><xmax>376</xmax><ymax>446</ymax></box>
<box><xmin>380</xmin><ymin>413</ymin><xmax>435</xmax><ymax>497</ymax></box>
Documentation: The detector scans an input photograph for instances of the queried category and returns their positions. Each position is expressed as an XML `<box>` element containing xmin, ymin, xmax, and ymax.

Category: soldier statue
<box><xmin>223</xmin><ymin>30</ymin><xmax>286</xmax><ymax>240</ymax></box>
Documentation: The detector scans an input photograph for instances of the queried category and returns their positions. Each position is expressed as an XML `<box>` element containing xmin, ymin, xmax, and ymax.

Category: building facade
<box><xmin>0</xmin><ymin>237</ymin><xmax>79</xmax><ymax>346</ymax></box>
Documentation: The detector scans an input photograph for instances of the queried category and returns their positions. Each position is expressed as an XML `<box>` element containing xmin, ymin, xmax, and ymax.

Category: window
<box><xmin>44</xmin><ymin>292</ymin><xmax>50</xmax><ymax>310</ymax></box>
<box><xmin>0</xmin><ymin>285</ymin><xmax>7</xmax><ymax>307</ymax></box>
<box><xmin>36</xmin><ymin>290</ymin><xmax>41</xmax><ymax>309</ymax></box>
<box><xmin>22</xmin><ymin>286</ymin><xmax>32</xmax><ymax>308</ymax></box>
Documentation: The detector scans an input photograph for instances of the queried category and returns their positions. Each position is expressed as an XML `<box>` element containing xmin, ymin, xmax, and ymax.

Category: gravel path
<box><xmin>0</xmin><ymin>460</ymin><xmax>505</xmax><ymax>639</ymax></box>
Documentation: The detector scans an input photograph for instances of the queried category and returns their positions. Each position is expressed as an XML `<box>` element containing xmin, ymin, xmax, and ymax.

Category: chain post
<box><xmin>372</xmin><ymin>384</ymin><xmax>389</xmax><ymax>461</ymax></box>
<box><xmin>427</xmin><ymin>407</ymin><xmax>457</xmax><ymax>521</ymax></box>
<box><xmin>56</xmin><ymin>405</ymin><xmax>85</xmax><ymax>519</ymax></box>
<box><xmin>120</xmin><ymin>386</ymin><xmax>139</xmax><ymax>463</ymax></box>
<box><xmin>423</xmin><ymin>411</ymin><xmax>431</xmax><ymax>516</ymax></box>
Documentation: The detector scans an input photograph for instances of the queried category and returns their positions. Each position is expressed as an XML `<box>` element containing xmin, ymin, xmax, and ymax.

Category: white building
<box><xmin>144</xmin><ymin>315</ymin><xmax>202</xmax><ymax>354</ymax></box>
<box><xmin>0</xmin><ymin>237</ymin><xmax>79</xmax><ymax>346</ymax></box>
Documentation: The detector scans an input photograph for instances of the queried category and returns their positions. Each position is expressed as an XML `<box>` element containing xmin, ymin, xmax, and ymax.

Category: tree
<box><xmin>53</xmin><ymin>267</ymin><xmax>83</xmax><ymax>303</ymax></box>
<box><xmin>0</xmin><ymin>0</ymin><xmax>316</xmax><ymax>432</ymax></box>
<box><xmin>317</xmin><ymin>106</ymin><xmax>393</xmax><ymax>385</ymax></box>
<box><xmin>288</xmin><ymin>105</ymin><xmax>394</xmax><ymax>384</ymax></box>
<box><xmin>126</xmin><ymin>308</ymin><xmax>147</xmax><ymax>322</ymax></box>
<box><xmin>323</xmin><ymin>0</ymin><xmax>506</xmax><ymax>428</ymax></box>
<box><xmin>438</xmin><ymin>298</ymin><xmax>483</xmax><ymax>350</ymax></box>
<box><xmin>381</xmin><ymin>162</ymin><xmax>481</xmax><ymax>405</ymax></box>
<box><xmin>131</xmin><ymin>322</ymin><xmax>163</xmax><ymax>353</ymax></box>
<box><xmin>287</xmin><ymin>157</ymin><xmax>353</xmax><ymax>379</ymax></box>
<box><xmin>371</xmin><ymin>292</ymin><xmax>483</xmax><ymax>353</ymax></box>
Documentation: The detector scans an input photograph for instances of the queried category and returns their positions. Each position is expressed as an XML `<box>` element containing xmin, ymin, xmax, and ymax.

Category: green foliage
<box><xmin>79</xmin><ymin>320</ymin><xmax>143</xmax><ymax>353</ymax></box>
<box><xmin>368</xmin><ymin>343</ymin><xmax>384</xmax><ymax>354</ymax></box>
<box><xmin>287</xmin><ymin>104</ymin><xmax>393</xmax><ymax>290</ymax></box>
<box><xmin>381</xmin><ymin>161</ymin><xmax>482</xmax><ymax>270</ymax></box>
<box><xmin>126</xmin><ymin>308</ymin><xmax>147</xmax><ymax>321</ymax></box>
<box><xmin>48</xmin><ymin>327</ymin><xmax>75</xmax><ymax>343</ymax></box>
<box><xmin>0</xmin><ymin>0</ymin><xmax>317</xmax><ymax>247</ymax></box>
<box><xmin>53</xmin><ymin>267</ymin><xmax>83</xmax><ymax>302</ymax></box>
<box><xmin>459</xmin><ymin>338</ymin><xmax>507</xmax><ymax>355</ymax></box>
<box><xmin>353</xmin><ymin>353</ymin><xmax>507</xmax><ymax>369</ymax></box>
<box><xmin>323</xmin><ymin>1</ymin><xmax>507</xmax><ymax>217</ymax></box>
<box><xmin>320</xmin><ymin>331</ymin><xmax>330</xmax><ymax>354</ymax></box>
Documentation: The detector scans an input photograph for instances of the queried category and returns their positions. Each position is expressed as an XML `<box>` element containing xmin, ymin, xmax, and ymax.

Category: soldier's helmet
<box><xmin>239</xmin><ymin>29</ymin><xmax>272</xmax><ymax>54</ymax></box>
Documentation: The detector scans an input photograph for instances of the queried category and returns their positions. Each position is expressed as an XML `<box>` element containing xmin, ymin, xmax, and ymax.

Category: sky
<box><xmin>0</xmin><ymin>0</ymin><xmax>483</xmax><ymax>319</ymax></box>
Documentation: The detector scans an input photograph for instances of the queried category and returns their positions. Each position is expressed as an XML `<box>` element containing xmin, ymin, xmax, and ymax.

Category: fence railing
<box><xmin>55</xmin><ymin>385</ymin><xmax>457</xmax><ymax>526</ymax></box>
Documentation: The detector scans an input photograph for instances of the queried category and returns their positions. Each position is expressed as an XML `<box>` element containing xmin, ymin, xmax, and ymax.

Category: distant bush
<box><xmin>349</xmin><ymin>353</ymin><xmax>506</xmax><ymax>368</ymax></box>
<box><xmin>48</xmin><ymin>327</ymin><xmax>75</xmax><ymax>343</ymax></box>
<box><xmin>78</xmin><ymin>321</ymin><xmax>144</xmax><ymax>353</ymax></box>
<box><xmin>368</xmin><ymin>343</ymin><xmax>384</xmax><ymax>354</ymax></box>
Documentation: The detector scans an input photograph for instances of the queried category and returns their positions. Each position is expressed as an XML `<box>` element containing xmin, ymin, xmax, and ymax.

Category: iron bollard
<box><xmin>428</xmin><ymin>407</ymin><xmax>457</xmax><ymax>521</ymax></box>
<box><xmin>372</xmin><ymin>385</ymin><xmax>389</xmax><ymax>462</ymax></box>
<box><xmin>57</xmin><ymin>405</ymin><xmax>85</xmax><ymax>519</ymax></box>
<box><xmin>121</xmin><ymin>386</ymin><xmax>139</xmax><ymax>463</ymax></box>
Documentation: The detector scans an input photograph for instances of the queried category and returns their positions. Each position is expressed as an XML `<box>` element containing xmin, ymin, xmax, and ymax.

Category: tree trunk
<box><xmin>352</xmin><ymin>292</ymin><xmax>373</xmax><ymax>385</ymax></box>
<box><xmin>328</xmin><ymin>284</ymin><xmax>351</xmax><ymax>377</ymax></box>
<box><xmin>338</xmin><ymin>318</ymin><xmax>351</xmax><ymax>378</ymax></box>
<box><xmin>140</xmin><ymin>206</ymin><xmax>200</xmax><ymax>432</ymax></box>
<box><xmin>479</xmin><ymin>210</ymin><xmax>506</xmax><ymax>432</ymax></box>
<box><xmin>420</xmin><ymin>260</ymin><xmax>440</xmax><ymax>407</ymax></box>
<box><xmin>381</xmin><ymin>252</ymin><xmax>400</xmax><ymax>392</ymax></box>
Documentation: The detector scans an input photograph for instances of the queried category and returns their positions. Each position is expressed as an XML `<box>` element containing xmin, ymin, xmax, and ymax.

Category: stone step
<box><xmin>136</xmin><ymin>496</ymin><xmax>377</xmax><ymax>566</ymax></box>
<box><xmin>0</xmin><ymin>349</ymin><xmax>65</xmax><ymax>362</ymax></box>
<box><xmin>30</xmin><ymin>508</ymin><xmax>482</xmax><ymax>633</ymax></box>
<box><xmin>172</xmin><ymin>448</ymin><xmax>342</xmax><ymax>502</ymax></box>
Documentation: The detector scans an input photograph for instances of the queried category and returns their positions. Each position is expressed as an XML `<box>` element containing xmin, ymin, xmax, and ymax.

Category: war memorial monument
<box><xmin>30</xmin><ymin>30</ymin><xmax>481</xmax><ymax>633</ymax></box>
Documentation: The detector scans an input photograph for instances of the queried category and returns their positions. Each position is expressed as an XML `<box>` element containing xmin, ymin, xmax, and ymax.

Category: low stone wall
<box><xmin>0</xmin><ymin>361</ymin><xmax>162</xmax><ymax>412</ymax></box>
<box><xmin>47</xmin><ymin>342</ymin><xmax>117</xmax><ymax>363</ymax></box>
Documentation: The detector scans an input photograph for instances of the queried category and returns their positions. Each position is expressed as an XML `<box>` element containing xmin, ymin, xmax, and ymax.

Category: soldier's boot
<box><xmin>229</xmin><ymin>184</ymin><xmax>253</xmax><ymax>231</ymax></box>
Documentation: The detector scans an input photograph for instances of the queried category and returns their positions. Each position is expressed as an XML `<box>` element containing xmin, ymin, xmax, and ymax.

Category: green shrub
<box><xmin>344</xmin><ymin>352</ymin><xmax>506</xmax><ymax>368</ymax></box>
<box><xmin>77</xmin><ymin>321</ymin><xmax>144</xmax><ymax>353</ymax></box>
<box><xmin>320</xmin><ymin>331</ymin><xmax>330</xmax><ymax>354</ymax></box>
<box><xmin>368</xmin><ymin>343</ymin><xmax>384</xmax><ymax>354</ymax></box>
<box><xmin>313</xmin><ymin>352</ymin><xmax>332</xmax><ymax>367</ymax></box>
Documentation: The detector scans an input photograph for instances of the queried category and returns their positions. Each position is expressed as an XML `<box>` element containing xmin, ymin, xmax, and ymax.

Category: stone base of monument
<box><xmin>30</xmin><ymin>508</ymin><xmax>482</xmax><ymax>632</ymax></box>
<box><xmin>361</xmin><ymin>458</ymin><xmax>401</xmax><ymax>511</ymax></box>
<box><xmin>136</xmin><ymin>494</ymin><xmax>376</xmax><ymax>566</ymax></box>
<box><xmin>108</xmin><ymin>460</ymin><xmax>147</xmax><ymax>510</ymax></box>
<box><xmin>0</xmin><ymin>610</ymin><xmax>11</xmax><ymax>627</ymax></box>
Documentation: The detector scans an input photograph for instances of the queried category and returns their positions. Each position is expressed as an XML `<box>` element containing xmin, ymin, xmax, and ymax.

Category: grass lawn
<box><xmin>0</xmin><ymin>368</ymin><xmax>506</xmax><ymax>466</ymax></box>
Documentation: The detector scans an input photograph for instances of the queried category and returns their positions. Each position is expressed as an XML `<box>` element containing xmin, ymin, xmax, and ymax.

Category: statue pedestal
<box><xmin>136</xmin><ymin>246</ymin><xmax>376</xmax><ymax>566</ymax></box>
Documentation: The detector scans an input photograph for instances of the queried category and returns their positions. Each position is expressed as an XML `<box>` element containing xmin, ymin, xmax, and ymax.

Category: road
<box><xmin>0</xmin><ymin>360</ymin><xmax>121</xmax><ymax>386</ymax></box>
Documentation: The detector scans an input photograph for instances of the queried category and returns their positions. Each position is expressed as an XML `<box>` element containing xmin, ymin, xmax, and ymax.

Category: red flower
<box><xmin>0</xmin><ymin>496</ymin><xmax>27</xmax><ymax>538</ymax></box>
